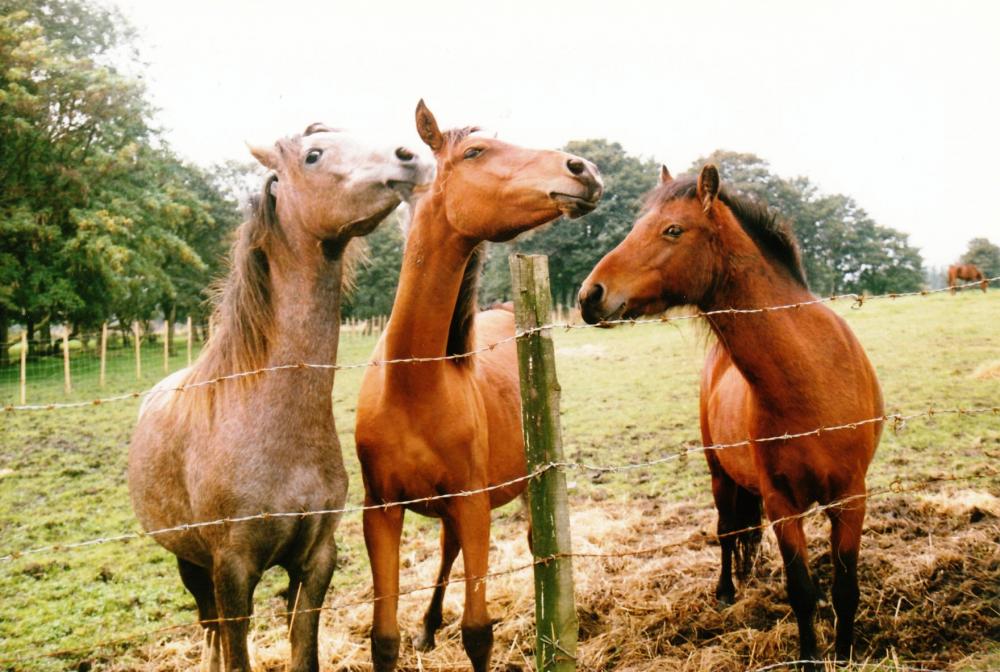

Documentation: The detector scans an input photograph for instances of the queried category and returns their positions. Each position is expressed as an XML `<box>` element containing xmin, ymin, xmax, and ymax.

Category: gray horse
<box><xmin>128</xmin><ymin>124</ymin><xmax>431</xmax><ymax>671</ymax></box>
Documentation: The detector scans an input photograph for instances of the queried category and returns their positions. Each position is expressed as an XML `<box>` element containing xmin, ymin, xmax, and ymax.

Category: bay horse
<box><xmin>128</xmin><ymin>125</ymin><xmax>431</xmax><ymax>672</ymax></box>
<box><xmin>948</xmin><ymin>263</ymin><xmax>988</xmax><ymax>293</ymax></box>
<box><xmin>354</xmin><ymin>100</ymin><xmax>602</xmax><ymax>672</ymax></box>
<box><xmin>579</xmin><ymin>165</ymin><xmax>883</xmax><ymax>663</ymax></box>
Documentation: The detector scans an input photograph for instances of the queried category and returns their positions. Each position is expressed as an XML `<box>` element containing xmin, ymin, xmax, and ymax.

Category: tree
<box><xmin>960</xmin><ymin>238</ymin><xmax>1000</xmax><ymax>280</ymax></box>
<box><xmin>686</xmin><ymin>151</ymin><xmax>924</xmax><ymax>295</ymax></box>
<box><xmin>343</xmin><ymin>213</ymin><xmax>405</xmax><ymax>319</ymax></box>
<box><xmin>0</xmin><ymin>1</ymin><xmax>241</xmax><ymax>348</ymax></box>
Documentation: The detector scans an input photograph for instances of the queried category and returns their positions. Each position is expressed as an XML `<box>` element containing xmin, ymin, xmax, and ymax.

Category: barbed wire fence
<box><xmin>3</xmin><ymin>276</ymin><xmax>997</xmax><ymax>413</ymax></box>
<box><xmin>0</xmin><ymin>469</ymin><xmax>990</xmax><ymax>669</ymax></box>
<box><xmin>0</xmin><ymin>273</ymin><xmax>997</xmax><ymax>670</ymax></box>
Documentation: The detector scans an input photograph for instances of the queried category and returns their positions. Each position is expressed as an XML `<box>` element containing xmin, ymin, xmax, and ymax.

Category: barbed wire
<box><xmin>4</xmin><ymin>276</ymin><xmax>997</xmax><ymax>413</ymax></box>
<box><xmin>3</xmin><ymin>403</ymin><xmax>996</xmax><ymax>564</ymax></box>
<box><xmin>0</xmin><ymin>472</ymin><xmax>982</xmax><ymax>667</ymax></box>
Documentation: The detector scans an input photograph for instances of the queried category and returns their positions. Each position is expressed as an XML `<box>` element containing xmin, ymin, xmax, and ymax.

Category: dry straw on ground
<box><xmin>108</xmin><ymin>486</ymin><xmax>998</xmax><ymax>671</ymax></box>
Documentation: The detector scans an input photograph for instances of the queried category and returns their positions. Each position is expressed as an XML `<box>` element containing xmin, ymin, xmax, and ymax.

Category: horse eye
<box><xmin>663</xmin><ymin>225</ymin><xmax>683</xmax><ymax>238</ymax></box>
<box><xmin>305</xmin><ymin>149</ymin><xmax>322</xmax><ymax>165</ymax></box>
<box><xmin>463</xmin><ymin>147</ymin><xmax>483</xmax><ymax>160</ymax></box>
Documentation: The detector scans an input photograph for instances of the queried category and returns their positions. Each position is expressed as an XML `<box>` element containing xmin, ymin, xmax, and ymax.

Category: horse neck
<box><xmin>702</xmin><ymin>228</ymin><xmax>824</xmax><ymax>407</ymax></box>
<box><xmin>243</xmin><ymin>238</ymin><xmax>344</xmax><ymax>417</ymax></box>
<box><xmin>383</xmin><ymin>194</ymin><xmax>477</xmax><ymax>389</ymax></box>
<box><xmin>268</xmin><ymin>246</ymin><xmax>344</xmax><ymax>367</ymax></box>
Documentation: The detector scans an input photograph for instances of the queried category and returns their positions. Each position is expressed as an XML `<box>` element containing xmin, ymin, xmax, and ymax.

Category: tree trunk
<box><xmin>166</xmin><ymin>305</ymin><xmax>177</xmax><ymax>356</ymax></box>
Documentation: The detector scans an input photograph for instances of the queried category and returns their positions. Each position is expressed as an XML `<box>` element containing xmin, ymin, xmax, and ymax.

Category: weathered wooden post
<box><xmin>133</xmin><ymin>322</ymin><xmax>142</xmax><ymax>381</ymax></box>
<box><xmin>509</xmin><ymin>254</ymin><xmax>577</xmax><ymax>672</ymax></box>
<box><xmin>19</xmin><ymin>332</ymin><xmax>27</xmax><ymax>405</ymax></box>
<box><xmin>62</xmin><ymin>330</ymin><xmax>71</xmax><ymax>394</ymax></box>
<box><xmin>99</xmin><ymin>322</ymin><xmax>108</xmax><ymax>387</ymax></box>
<box><xmin>186</xmin><ymin>315</ymin><xmax>193</xmax><ymax>366</ymax></box>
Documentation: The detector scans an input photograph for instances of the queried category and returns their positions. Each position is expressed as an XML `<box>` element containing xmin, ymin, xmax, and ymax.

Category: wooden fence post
<box><xmin>509</xmin><ymin>254</ymin><xmax>578</xmax><ymax>672</ymax></box>
<box><xmin>133</xmin><ymin>322</ymin><xmax>142</xmax><ymax>381</ymax></box>
<box><xmin>99</xmin><ymin>322</ymin><xmax>108</xmax><ymax>387</ymax></box>
<box><xmin>186</xmin><ymin>316</ymin><xmax>193</xmax><ymax>367</ymax></box>
<box><xmin>62</xmin><ymin>330</ymin><xmax>72</xmax><ymax>395</ymax></box>
<box><xmin>19</xmin><ymin>332</ymin><xmax>27</xmax><ymax>405</ymax></box>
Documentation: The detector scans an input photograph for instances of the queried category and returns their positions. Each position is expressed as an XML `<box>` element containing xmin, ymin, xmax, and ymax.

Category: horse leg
<box><xmin>286</xmin><ymin>540</ymin><xmax>338</xmax><ymax>672</ymax></box>
<box><xmin>363</xmin><ymin>504</ymin><xmax>405</xmax><ymax>672</ymax></box>
<box><xmin>981</xmin><ymin>278</ymin><xmax>989</xmax><ymax>293</ymax></box>
<box><xmin>211</xmin><ymin>552</ymin><xmax>261</xmax><ymax>672</ymax></box>
<box><xmin>707</xmin><ymin>456</ymin><xmax>762</xmax><ymax>605</ymax></box>
<box><xmin>449</xmin><ymin>493</ymin><xmax>494</xmax><ymax>672</ymax></box>
<box><xmin>828</xmin><ymin>494</ymin><xmax>866</xmax><ymax>661</ymax></box>
<box><xmin>765</xmin><ymin>495</ymin><xmax>818</xmax><ymax>664</ymax></box>
<box><xmin>413</xmin><ymin>521</ymin><xmax>461</xmax><ymax>652</ymax></box>
<box><xmin>177</xmin><ymin>558</ymin><xmax>221</xmax><ymax>672</ymax></box>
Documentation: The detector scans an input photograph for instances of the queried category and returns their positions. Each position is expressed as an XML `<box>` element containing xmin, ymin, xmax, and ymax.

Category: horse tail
<box><xmin>732</xmin><ymin>487</ymin><xmax>763</xmax><ymax>582</ymax></box>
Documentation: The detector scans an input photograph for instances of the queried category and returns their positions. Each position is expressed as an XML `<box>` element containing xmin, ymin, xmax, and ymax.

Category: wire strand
<box><xmin>4</xmin><ymin>276</ymin><xmax>996</xmax><ymax>412</ymax></box>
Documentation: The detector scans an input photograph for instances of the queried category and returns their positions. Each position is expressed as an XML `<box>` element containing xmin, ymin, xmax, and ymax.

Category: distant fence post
<box><xmin>509</xmin><ymin>253</ymin><xmax>578</xmax><ymax>672</ymax></box>
<box><xmin>133</xmin><ymin>322</ymin><xmax>142</xmax><ymax>381</ymax></box>
<box><xmin>62</xmin><ymin>330</ymin><xmax>71</xmax><ymax>395</ymax></box>
<box><xmin>99</xmin><ymin>322</ymin><xmax>108</xmax><ymax>388</ymax></box>
<box><xmin>19</xmin><ymin>332</ymin><xmax>27</xmax><ymax>405</ymax></box>
<box><xmin>186</xmin><ymin>316</ymin><xmax>193</xmax><ymax>367</ymax></box>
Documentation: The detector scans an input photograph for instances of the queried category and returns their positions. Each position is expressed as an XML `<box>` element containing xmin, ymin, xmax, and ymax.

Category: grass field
<box><xmin>0</xmin><ymin>291</ymin><xmax>997</xmax><ymax>671</ymax></box>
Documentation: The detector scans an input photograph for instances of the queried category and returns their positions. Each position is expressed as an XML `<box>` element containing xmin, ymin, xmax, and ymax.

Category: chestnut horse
<box><xmin>579</xmin><ymin>165</ymin><xmax>883</xmax><ymax>662</ymax></box>
<box><xmin>948</xmin><ymin>263</ymin><xmax>988</xmax><ymax>293</ymax></box>
<box><xmin>355</xmin><ymin>101</ymin><xmax>602</xmax><ymax>672</ymax></box>
<box><xmin>129</xmin><ymin>126</ymin><xmax>430</xmax><ymax>672</ymax></box>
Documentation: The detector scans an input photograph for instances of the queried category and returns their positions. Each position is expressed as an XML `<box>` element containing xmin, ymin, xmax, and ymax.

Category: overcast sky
<box><xmin>114</xmin><ymin>0</ymin><xmax>999</xmax><ymax>268</ymax></box>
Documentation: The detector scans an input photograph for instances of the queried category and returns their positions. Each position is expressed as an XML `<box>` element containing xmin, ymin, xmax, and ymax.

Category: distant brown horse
<box><xmin>355</xmin><ymin>101</ymin><xmax>602</xmax><ymax>672</ymax></box>
<box><xmin>948</xmin><ymin>263</ymin><xmax>988</xmax><ymax>293</ymax></box>
<box><xmin>128</xmin><ymin>126</ymin><xmax>430</xmax><ymax>672</ymax></box>
<box><xmin>579</xmin><ymin>165</ymin><xmax>883</xmax><ymax>663</ymax></box>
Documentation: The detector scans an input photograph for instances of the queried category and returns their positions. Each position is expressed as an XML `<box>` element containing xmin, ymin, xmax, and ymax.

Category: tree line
<box><xmin>0</xmin><ymin>0</ymin><xmax>240</xmax><ymax>348</ymax></box>
<box><xmin>4</xmin><ymin>1</ymin><xmax>994</xmax><ymax>336</ymax></box>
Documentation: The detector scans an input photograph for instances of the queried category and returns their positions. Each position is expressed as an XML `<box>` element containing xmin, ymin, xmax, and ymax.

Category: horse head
<box><xmin>413</xmin><ymin>100</ymin><xmax>603</xmax><ymax>242</ymax></box>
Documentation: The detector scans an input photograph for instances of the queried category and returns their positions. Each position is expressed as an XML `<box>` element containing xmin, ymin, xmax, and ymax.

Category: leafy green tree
<box><xmin>687</xmin><ymin>151</ymin><xmax>924</xmax><ymax>295</ymax></box>
<box><xmin>0</xmin><ymin>1</ymin><xmax>241</xmax><ymax>350</ymax></box>
<box><xmin>343</xmin><ymin>213</ymin><xmax>405</xmax><ymax>319</ymax></box>
<box><xmin>960</xmin><ymin>238</ymin><xmax>1000</xmax><ymax>280</ymax></box>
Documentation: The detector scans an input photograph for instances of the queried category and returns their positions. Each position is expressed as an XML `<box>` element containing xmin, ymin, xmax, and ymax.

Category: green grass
<box><xmin>0</xmin><ymin>291</ymin><xmax>998</xmax><ymax>670</ymax></box>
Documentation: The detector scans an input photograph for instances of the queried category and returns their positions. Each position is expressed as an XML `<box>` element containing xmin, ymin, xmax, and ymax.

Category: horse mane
<box><xmin>644</xmin><ymin>175</ymin><xmax>808</xmax><ymax>288</ymax></box>
<box><xmin>174</xmin><ymin>175</ymin><xmax>283</xmax><ymax>418</ymax></box>
<box><xmin>447</xmin><ymin>244</ymin><xmax>485</xmax><ymax>360</ymax></box>
<box><xmin>443</xmin><ymin>126</ymin><xmax>482</xmax><ymax>152</ymax></box>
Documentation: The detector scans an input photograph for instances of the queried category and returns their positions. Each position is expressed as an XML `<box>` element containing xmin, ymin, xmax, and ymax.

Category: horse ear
<box><xmin>415</xmin><ymin>99</ymin><xmax>444</xmax><ymax>153</ymax></box>
<box><xmin>248</xmin><ymin>142</ymin><xmax>279</xmax><ymax>171</ymax></box>
<box><xmin>659</xmin><ymin>164</ymin><xmax>673</xmax><ymax>184</ymax></box>
<box><xmin>697</xmin><ymin>164</ymin><xmax>720</xmax><ymax>213</ymax></box>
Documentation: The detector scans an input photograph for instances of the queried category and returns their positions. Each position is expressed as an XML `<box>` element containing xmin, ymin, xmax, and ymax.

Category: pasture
<box><xmin>0</xmin><ymin>290</ymin><xmax>997</xmax><ymax>671</ymax></box>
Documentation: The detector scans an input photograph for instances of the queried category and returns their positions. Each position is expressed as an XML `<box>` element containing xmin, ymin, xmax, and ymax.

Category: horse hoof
<box><xmin>715</xmin><ymin>588</ymin><xmax>736</xmax><ymax>606</ymax></box>
<box><xmin>412</xmin><ymin>631</ymin><xmax>436</xmax><ymax>652</ymax></box>
<box><xmin>371</xmin><ymin>633</ymin><xmax>400</xmax><ymax>672</ymax></box>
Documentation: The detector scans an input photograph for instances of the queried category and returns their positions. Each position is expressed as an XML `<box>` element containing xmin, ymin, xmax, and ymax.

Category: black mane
<box><xmin>644</xmin><ymin>175</ymin><xmax>808</xmax><ymax>288</ymax></box>
<box><xmin>446</xmin><ymin>244</ymin><xmax>485</xmax><ymax>360</ymax></box>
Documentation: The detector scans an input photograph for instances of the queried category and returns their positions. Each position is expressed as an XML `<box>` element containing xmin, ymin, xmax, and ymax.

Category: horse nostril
<box><xmin>395</xmin><ymin>147</ymin><xmax>415</xmax><ymax>161</ymax></box>
<box><xmin>581</xmin><ymin>283</ymin><xmax>604</xmax><ymax>307</ymax></box>
<box><xmin>566</xmin><ymin>157</ymin><xmax>585</xmax><ymax>176</ymax></box>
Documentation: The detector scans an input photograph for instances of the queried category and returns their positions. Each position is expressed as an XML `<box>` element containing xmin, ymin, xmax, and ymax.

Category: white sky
<box><xmin>114</xmin><ymin>0</ymin><xmax>999</xmax><ymax>268</ymax></box>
